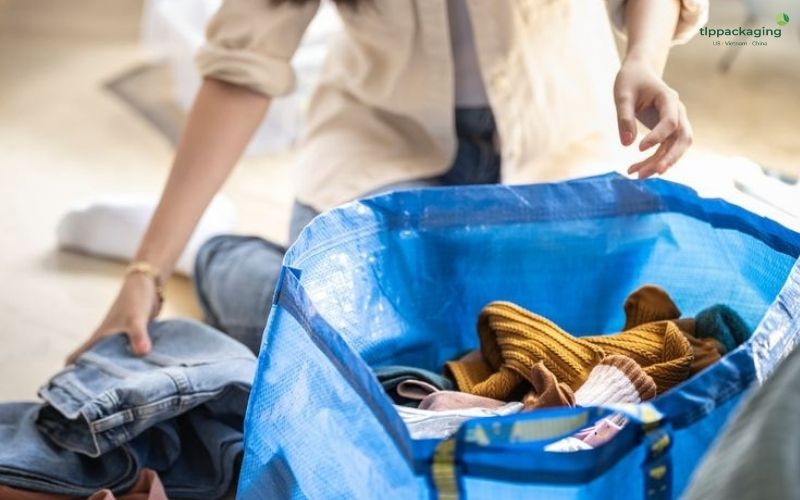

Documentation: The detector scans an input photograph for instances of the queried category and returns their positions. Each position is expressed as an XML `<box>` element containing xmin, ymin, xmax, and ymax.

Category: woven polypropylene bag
<box><xmin>237</xmin><ymin>175</ymin><xmax>800</xmax><ymax>499</ymax></box>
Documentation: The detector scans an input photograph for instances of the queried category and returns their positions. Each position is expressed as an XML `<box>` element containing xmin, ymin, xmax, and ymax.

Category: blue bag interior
<box><xmin>286</xmin><ymin>175</ymin><xmax>800</xmax><ymax>372</ymax></box>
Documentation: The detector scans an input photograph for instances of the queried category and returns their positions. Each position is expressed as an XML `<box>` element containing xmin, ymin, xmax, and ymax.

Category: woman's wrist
<box><xmin>622</xmin><ymin>48</ymin><xmax>665</xmax><ymax>75</ymax></box>
<box><xmin>125</xmin><ymin>261</ymin><xmax>165</xmax><ymax>313</ymax></box>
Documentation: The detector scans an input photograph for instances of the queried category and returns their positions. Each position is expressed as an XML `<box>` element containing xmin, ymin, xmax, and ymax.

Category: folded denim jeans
<box><xmin>0</xmin><ymin>402</ymin><xmax>141</xmax><ymax>496</ymax></box>
<box><xmin>0</xmin><ymin>319</ymin><xmax>254</xmax><ymax>499</ymax></box>
<box><xmin>36</xmin><ymin>319</ymin><xmax>255</xmax><ymax>458</ymax></box>
<box><xmin>0</xmin><ymin>403</ymin><xmax>242</xmax><ymax>499</ymax></box>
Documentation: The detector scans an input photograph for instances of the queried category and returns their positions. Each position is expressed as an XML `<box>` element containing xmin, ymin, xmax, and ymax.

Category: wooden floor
<box><xmin>0</xmin><ymin>0</ymin><xmax>797</xmax><ymax>399</ymax></box>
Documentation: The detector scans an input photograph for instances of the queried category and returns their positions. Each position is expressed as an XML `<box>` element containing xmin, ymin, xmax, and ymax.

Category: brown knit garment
<box><xmin>446</xmin><ymin>302</ymin><xmax>606</xmax><ymax>399</ymax></box>
<box><xmin>623</xmin><ymin>286</ymin><xmax>726</xmax><ymax>376</ymax></box>
<box><xmin>445</xmin><ymin>351</ymin><xmax>502</xmax><ymax>396</ymax></box>
<box><xmin>446</xmin><ymin>285</ymin><xmax>705</xmax><ymax>399</ymax></box>
<box><xmin>623</xmin><ymin>285</ymin><xmax>682</xmax><ymax>330</ymax></box>
<box><xmin>584</xmin><ymin>323</ymin><xmax>692</xmax><ymax>394</ymax></box>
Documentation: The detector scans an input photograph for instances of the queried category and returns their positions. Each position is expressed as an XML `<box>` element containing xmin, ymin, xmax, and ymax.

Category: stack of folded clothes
<box><xmin>0</xmin><ymin>319</ymin><xmax>255</xmax><ymax>499</ymax></box>
<box><xmin>380</xmin><ymin>285</ymin><xmax>752</xmax><ymax>444</ymax></box>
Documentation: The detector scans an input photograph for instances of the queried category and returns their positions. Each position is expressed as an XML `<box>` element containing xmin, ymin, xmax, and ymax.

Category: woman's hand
<box><xmin>614</xmin><ymin>61</ymin><xmax>692</xmax><ymax>179</ymax></box>
<box><xmin>614</xmin><ymin>0</ymin><xmax>693</xmax><ymax>179</ymax></box>
<box><xmin>614</xmin><ymin>56</ymin><xmax>693</xmax><ymax>179</ymax></box>
<box><xmin>66</xmin><ymin>273</ymin><xmax>159</xmax><ymax>364</ymax></box>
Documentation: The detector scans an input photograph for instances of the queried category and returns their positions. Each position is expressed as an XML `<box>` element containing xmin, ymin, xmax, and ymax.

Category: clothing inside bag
<box><xmin>383</xmin><ymin>285</ymin><xmax>751</xmax><ymax>443</ymax></box>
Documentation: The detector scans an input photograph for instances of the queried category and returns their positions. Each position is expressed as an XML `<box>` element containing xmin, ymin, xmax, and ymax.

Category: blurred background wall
<box><xmin>664</xmin><ymin>0</ymin><xmax>799</xmax><ymax>177</ymax></box>
<box><xmin>0</xmin><ymin>0</ymin><xmax>797</xmax><ymax>398</ymax></box>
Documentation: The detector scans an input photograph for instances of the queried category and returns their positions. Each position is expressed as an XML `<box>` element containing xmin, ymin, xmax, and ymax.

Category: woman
<box><xmin>68</xmin><ymin>0</ymin><xmax>707</xmax><ymax>359</ymax></box>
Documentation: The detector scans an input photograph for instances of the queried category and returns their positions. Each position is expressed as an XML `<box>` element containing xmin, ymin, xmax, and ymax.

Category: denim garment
<box><xmin>35</xmin><ymin>319</ymin><xmax>254</xmax><ymax>458</ymax></box>
<box><xmin>36</xmin><ymin>319</ymin><xmax>255</xmax><ymax>458</ymax></box>
<box><xmin>0</xmin><ymin>404</ymin><xmax>242</xmax><ymax>499</ymax></box>
<box><xmin>0</xmin><ymin>402</ymin><xmax>141</xmax><ymax>496</ymax></box>
<box><xmin>0</xmin><ymin>319</ymin><xmax>252</xmax><ymax>499</ymax></box>
<box><xmin>129</xmin><ymin>409</ymin><xmax>244</xmax><ymax>499</ymax></box>
<box><xmin>195</xmin><ymin>107</ymin><xmax>501</xmax><ymax>354</ymax></box>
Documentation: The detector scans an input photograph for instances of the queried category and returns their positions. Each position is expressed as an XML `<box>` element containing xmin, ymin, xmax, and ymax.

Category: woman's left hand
<box><xmin>614</xmin><ymin>56</ymin><xmax>693</xmax><ymax>179</ymax></box>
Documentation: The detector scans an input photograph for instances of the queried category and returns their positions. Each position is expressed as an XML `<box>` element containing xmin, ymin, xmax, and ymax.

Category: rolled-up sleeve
<box><xmin>607</xmin><ymin>0</ymin><xmax>709</xmax><ymax>45</ymax></box>
<box><xmin>196</xmin><ymin>0</ymin><xmax>320</xmax><ymax>97</ymax></box>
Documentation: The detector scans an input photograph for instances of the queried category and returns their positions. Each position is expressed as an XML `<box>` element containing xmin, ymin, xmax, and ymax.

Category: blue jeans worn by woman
<box><xmin>195</xmin><ymin>107</ymin><xmax>500</xmax><ymax>353</ymax></box>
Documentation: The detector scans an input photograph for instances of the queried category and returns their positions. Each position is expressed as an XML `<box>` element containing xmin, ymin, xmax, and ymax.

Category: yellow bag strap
<box><xmin>433</xmin><ymin>439</ymin><xmax>458</xmax><ymax>499</ymax></box>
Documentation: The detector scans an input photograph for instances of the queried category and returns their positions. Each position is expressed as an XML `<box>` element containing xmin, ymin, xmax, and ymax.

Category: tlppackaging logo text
<box><xmin>700</xmin><ymin>26</ymin><xmax>783</xmax><ymax>39</ymax></box>
<box><xmin>699</xmin><ymin>13</ymin><xmax>789</xmax><ymax>46</ymax></box>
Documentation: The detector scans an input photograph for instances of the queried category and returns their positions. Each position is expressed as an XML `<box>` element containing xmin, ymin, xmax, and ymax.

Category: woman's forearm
<box><xmin>134</xmin><ymin>78</ymin><xmax>271</xmax><ymax>276</ymax></box>
<box><xmin>623</xmin><ymin>0</ymin><xmax>681</xmax><ymax>73</ymax></box>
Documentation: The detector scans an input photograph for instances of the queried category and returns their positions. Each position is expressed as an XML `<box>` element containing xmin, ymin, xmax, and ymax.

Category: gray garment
<box><xmin>683</xmin><ymin>345</ymin><xmax>800</xmax><ymax>500</ymax></box>
<box><xmin>195</xmin><ymin>107</ymin><xmax>500</xmax><ymax>354</ymax></box>
<box><xmin>0</xmin><ymin>402</ymin><xmax>139</xmax><ymax>496</ymax></box>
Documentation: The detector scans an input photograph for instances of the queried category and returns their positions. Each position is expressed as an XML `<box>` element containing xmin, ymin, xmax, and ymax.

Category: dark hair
<box><xmin>270</xmin><ymin>0</ymin><xmax>366</xmax><ymax>7</ymax></box>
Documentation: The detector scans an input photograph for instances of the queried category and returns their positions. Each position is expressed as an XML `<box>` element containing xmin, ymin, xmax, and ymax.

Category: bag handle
<box><xmin>428</xmin><ymin>403</ymin><xmax>673</xmax><ymax>500</ymax></box>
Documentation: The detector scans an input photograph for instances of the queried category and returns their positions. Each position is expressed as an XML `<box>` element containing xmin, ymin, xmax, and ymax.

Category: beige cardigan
<box><xmin>197</xmin><ymin>0</ymin><xmax>708</xmax><ymax>212</ymax></box>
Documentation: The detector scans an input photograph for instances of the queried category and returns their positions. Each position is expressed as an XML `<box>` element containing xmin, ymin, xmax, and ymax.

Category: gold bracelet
<box><xmin>126</xmin><ymin>261</ymin><xmax>165</xmax><ymax>308</ymax></box>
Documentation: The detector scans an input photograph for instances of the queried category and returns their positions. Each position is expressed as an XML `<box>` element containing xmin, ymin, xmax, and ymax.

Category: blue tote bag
<box><xmin>236</xmin><ymin>174</ymin><xmax>800</xmax><ymax>499</ymax></box>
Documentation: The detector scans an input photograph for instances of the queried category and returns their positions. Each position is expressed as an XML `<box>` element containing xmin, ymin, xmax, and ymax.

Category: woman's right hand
<box><xmin>66</xmin><ymin>273</ymin><xmax>160</xmax><ymax>364</ymax></box>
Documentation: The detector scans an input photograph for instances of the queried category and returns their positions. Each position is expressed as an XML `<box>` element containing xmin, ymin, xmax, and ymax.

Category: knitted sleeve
<box><xmin>606</xmin><ymin>0</ymin><xmax>710</xmax><ymax>45</ymax></box>
<box><xmin>195</xmin><ymin>0</ymin><xmax>321</xmax><ymax>97</ymax></box>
